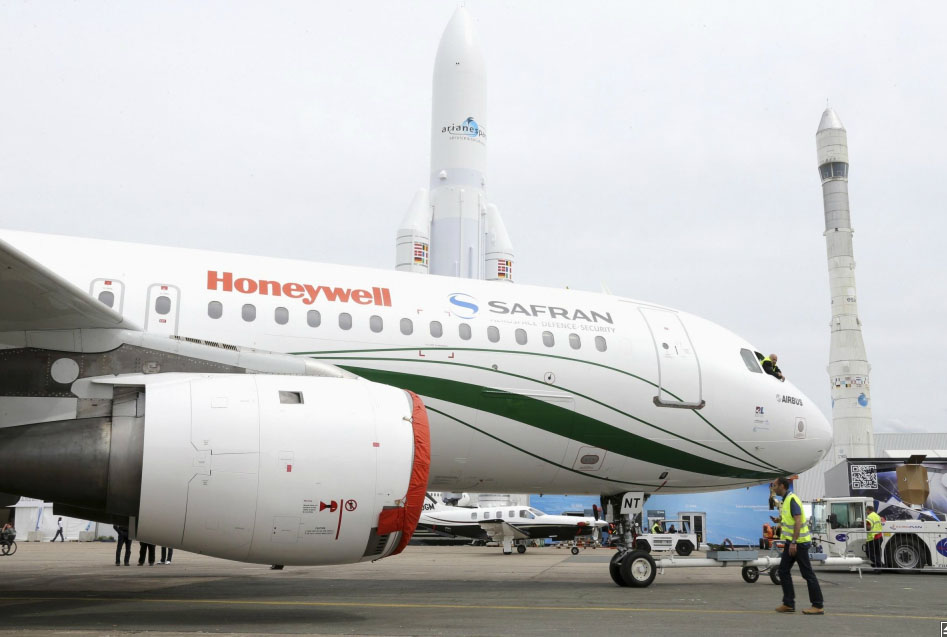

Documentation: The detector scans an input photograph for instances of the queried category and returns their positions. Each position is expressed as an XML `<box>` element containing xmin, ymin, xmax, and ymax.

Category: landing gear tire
<box><xmin>741</xmin><ymin>566</ymin><xmax>759</xmax><ymax>583</ymax></box>
<box><xmin>619</xmin><ymin>550</ymin><xmax>657</xmax><ymax>588</ymax></box>
<box><xmin>675</xmin><ymin>541</ymin><xmax>694</xmax><ymax>557</ymax></box>
<box><xmin>516</xmin><ymin>544</ymin><xmax>527</xmax><ymax>554</ymax></box>
<box><xmin>571</xmin><ymin>547</ymin><xmax>580</xmax><ymax>555</ymax></box>
<box><xmin>769</xmin><ymin>568</ymin><xmax>781</xmax><ymax>585</ymax></box>
<box><xmin>609</xmin><ymin>551</ymin><xmax>628</xmax><ymax>587</ymax></box>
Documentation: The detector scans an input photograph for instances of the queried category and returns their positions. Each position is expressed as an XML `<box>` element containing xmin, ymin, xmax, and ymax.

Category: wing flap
<box><xmin>0</xmin><ymin>235</ymin><xmax>138</xmax><ymax>332</ymax></box>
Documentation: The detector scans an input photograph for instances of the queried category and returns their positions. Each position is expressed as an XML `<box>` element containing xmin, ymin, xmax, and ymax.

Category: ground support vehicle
<box><xmin>635</xmin><ymin>520</ymin><xmax>698</xmax><ymax>556</ymax></box>
<box><xmin>810</xmin><ymin>496</ymin><xmax>947</xmax><ymax>571</ymax></box>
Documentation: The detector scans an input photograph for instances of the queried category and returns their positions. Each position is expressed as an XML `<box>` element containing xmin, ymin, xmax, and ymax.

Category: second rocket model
<box><xmin>396</xmin><ymin>7</ymin><xmax>514</xmax><ymax>282</ymax></box>
<box><xmin>816</xmin><ymin>107</ymin><xmax>874</xmax><ymax>459</ymax></box>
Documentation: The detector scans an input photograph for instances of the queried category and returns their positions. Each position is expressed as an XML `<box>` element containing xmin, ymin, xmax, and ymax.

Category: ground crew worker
<box><xmin>865</xmin><ymin>505</ymin><xmax>883</xmax><ymax>568</ymax></box>
<box><xmin>650</xmin><ymin>520</ymin><xmax>661</xmax><ymax>534</ymax></box>
<box><xmin>772</xmin><ymin>477</ymin><xmax>824</xmax><ymax>615</ymax></box>
<box><xmin>761</xmin><ymin>354</ymin><xmax>785</xmax><ymax>381</ymax></box>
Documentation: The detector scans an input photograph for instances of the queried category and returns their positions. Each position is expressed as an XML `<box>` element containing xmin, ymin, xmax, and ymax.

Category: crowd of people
<box><xmin>113</xmin><ymin>525</ymin><xmax>173</xmax><ymax>566</ymax></box>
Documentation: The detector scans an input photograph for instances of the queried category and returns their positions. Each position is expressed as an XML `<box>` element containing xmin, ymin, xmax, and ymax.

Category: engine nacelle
<box><xmin>132</xmin><ymin>374</ymin><xmax>428</xmax><ymax>565</ymax></box>
<box><xmin>0</xmin><ymin>373</ymin><xmax>429</xmax><ymax>566</ymax></box>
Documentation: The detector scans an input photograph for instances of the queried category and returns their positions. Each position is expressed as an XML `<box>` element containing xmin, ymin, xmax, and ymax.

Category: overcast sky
<box><xmin>1</xmin><ymin>1</ymin><xmax>944</xmax><ymax>434</ymax></box>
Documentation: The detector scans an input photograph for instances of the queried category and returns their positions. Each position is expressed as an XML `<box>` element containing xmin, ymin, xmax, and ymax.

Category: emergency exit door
<box><xmin>145</xmin><ymin>284</ymin><xmax>180</xmax><ymax>336</ymax></box>
<box><xmin>639</xmin><ymin>307</ymin><xmax>704</xmax><ymax>408</ymax></box>
<box><xmin>89</xmin><ymin>278</ymin><xmax>125</xmax><ymax>314</ymax></box>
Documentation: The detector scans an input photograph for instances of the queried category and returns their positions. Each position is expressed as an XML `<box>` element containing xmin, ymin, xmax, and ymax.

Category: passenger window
<box><xmin>370</xmin><ymin>315</ymin><xmax>383</xmax><ymax>333</ymax></box>
<box><xmin>307</xmin><ymin>310</ymin><xmax>321</xmax><ymax>327</ymax></box>
<box><xmin>740</xmin><ymin>348</ymin><xmax>763</xmax><ymax>373</ymax></box>
<box><xmin>339</xmin><ymin>313</ymin><xmax>352</xmax><ymax>330</ymax></box>
<box><xmin>519</xmin><ymin>510</ymin><xmax>527</xmax><ymax>518</ymax></box>
<box><xmin>400</xmin><ymin>318</ymin><xmax>413</xmax><ymax>335</ymax></box>
<box><xmin>155</xmin><ymin>295</ymin><xmax>171</xmax><ymax>315</ymax></box>
<box><xmin>487</xmin><ymin>326</ymin><xmax>500</xmax><ymax>343</ymax></box>
<box><xmin>242</xmin><ymin>304</ymin><xmax>256</xmax><ymax>322</ymax></box>
<box><xmin>98</xmin><ymin>291</ymin><xmax>115</xmax><ymax>308</ymax></box>
<box><xmin>595</xmin><ymin>336</ymin><xmax>607</xmax><ymax>352</ymax></box>
<box><xmin>471</xmin><ymin>513</ymin><xmax>477</xmax><ymax>520</ymax></box>
<box><xmin>430</xmin><ymin>321</ymin><xmax>443</xmax><ymax>338</ymax></box>
<box><xmin>542</xmin><ymin>331</ymin><xmax>554</xmax><ymax>347</ymax></box>
<box><xmin>569</xmin><ymin>333</ymin><xmax>581</xmax><ymax>350</ymax></box>
<box><xmin>207</xmin><ymin>301</ymin><xmax>222</xmax><ymax>319</ymax></box>
<box><xmin>274</xmin><ymin>307</ymin><xmax>289</xmax><ymax>325</ymax></box>
<box><xmin>515</xmin><ymin>328</ymin><xmax>527</xmax><ymax>345</ymax></box>
<box><xmin>459</xmin><ymin>323</ymin><xmax>472</xmax><ymax>340</ymax></box>
<box><xmin>508</xmin><ymin>510</ymin><xmax>514</xmax><ymax>518</ymax></box>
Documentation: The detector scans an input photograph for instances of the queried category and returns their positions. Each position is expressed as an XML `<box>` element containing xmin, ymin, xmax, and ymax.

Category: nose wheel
<box><xmin>609</xmin><ymin>549</ymin><xmax>656</xmax><ymax>587</ymax></box>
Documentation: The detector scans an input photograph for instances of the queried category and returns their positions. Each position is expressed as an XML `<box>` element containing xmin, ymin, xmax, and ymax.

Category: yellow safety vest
<box><xmin>779</xmin><ymin>493</ymin><xmax>811</xmax><ymax>543</ymax></box>
<box><xmin>866</xmin><ymin>512</ymin><xmax>882</xmax><ymax>539</ymax></box>
<box><xmin>651</xmin><ymin>523</ymin><xmax>660</xmax><ymax>534</ymax></box>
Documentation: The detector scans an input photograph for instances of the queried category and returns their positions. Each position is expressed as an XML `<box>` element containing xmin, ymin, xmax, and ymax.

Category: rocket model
<box><xmin>396</xmin><ymin>7</ymin><xmax>514</xmax><ymax>282</ymax></box>
<box><xmin>816</xmin><ymin>107</ymin><xmax>874</xmax><ymax>459</ymax></box>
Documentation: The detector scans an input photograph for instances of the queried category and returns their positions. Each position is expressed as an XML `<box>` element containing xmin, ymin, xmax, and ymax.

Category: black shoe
<box><xmin>270</xmin><ymin>564</ymin><xmax>284</xmax><ymax>570</ymax></box>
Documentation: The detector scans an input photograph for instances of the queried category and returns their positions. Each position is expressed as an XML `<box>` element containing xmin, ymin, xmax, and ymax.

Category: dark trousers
<box><xmin>866</xmin><ymin>537</ymin><xmax>882</xmax><ymax>567</ymax></box>
<box><xmin>778</xmin><ymin>542</ymin><xmax>824</xmax><ymax>609</ymax></box>
<box><xmin>115</xmin><ymin>535</ymin><xmax>131</xmax><ymax>564</ymax></box>
<box><xmin>53</xmin><ymin>528</ymin><xmax>65</xmax><ymax>542</ymax></box>
<box><xmin>160</xmin><ymin>546</ymin><xmax>174</xmax><ymax>563</ymax></box>
<box><xmin>138</xmin><ymin>542</ymin><xmax>155</xmax><ymax>565</ymax></box>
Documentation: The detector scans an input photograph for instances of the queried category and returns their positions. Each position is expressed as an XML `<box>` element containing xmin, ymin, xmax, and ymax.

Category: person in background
<box><xmin>138</xmin><ymin>541</ymin><xmax>155</xmax><ymax>566</ymax></box>
<box><xmin>113</xmin><ymin>525</ymin><xmax>131</xmax><ymax>566</ymax></box>
<box><xmin>52</xmin><ymin>517</ymin><xmax>65</xmax><ymax>542</ymax></box>
<box><xmin>160</xmin><ymin>546</ymin><xmax>174</xmax><ymax>565</ymax></box>
<box><xmin>864</xmin><ymin>505</ymin><xmax>883</xmax><ymax>569</ymax></box>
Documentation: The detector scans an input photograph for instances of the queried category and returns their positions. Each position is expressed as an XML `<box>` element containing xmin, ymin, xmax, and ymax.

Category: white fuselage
<box><xmin>0</xmin><ymin>229</ymin><xmax>832</xmax><ymax>495</ymax></box>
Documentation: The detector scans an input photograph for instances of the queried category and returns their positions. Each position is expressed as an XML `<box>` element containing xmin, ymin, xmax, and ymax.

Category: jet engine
<box><xmin>0</xmin><ymin>374</ymin><xmax>430</xmax><ymax>565</ymax></box>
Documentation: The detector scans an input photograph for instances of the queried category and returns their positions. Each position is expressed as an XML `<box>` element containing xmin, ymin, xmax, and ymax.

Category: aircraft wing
<box><xmin>480</xmin><ymin>520</ymin><xmax>529</xmax><ymax>542</ymax></box>
<box><xmin>0</xmin><ymin>236</ymin><xmax>139</xmax><ymax>332</ymax></box>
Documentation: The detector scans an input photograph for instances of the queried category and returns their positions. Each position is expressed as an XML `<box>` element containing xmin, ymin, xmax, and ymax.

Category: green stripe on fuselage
<box><xmin>341</xmin><ymin>365</ymin><xmax>779</xmax><ymax>480</ymax></box>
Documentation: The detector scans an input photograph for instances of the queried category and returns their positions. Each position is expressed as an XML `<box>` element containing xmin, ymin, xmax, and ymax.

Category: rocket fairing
<box><xmin>395</xmin><ymin>7</ymin><xmax>514</xmax><ymax>282</ymax></box>
<box><xmin>816</xmin><ymin>107</ymin><xmax>874</xmax><ymax>459</ymax></box>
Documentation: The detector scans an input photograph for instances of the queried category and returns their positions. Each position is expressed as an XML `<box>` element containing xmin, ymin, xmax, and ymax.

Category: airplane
<box><xmin>417</xmin><ymin>497</ymin><xmax>607</xmax><ymax>554</ymax></box>
<box><xmin>0</xmin><ymin>228</ymin><xmax>831</xmax><ymax>585</ymax></box>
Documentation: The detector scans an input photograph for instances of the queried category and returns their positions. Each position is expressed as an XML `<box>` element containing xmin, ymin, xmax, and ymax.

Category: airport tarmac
<box><xmin>1</xmin><ymin>542</ymin><xmax>944</xmax><ymax>636</ymax></box>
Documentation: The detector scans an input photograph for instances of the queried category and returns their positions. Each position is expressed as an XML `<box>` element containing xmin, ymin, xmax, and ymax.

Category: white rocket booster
<box><xmin>396</xmin><ymin>7</ymin><xmax>514</xmax><ymax>282</ymax></box>
<box><xmin>816</xmin><ymin>107</ymin><xmax>874</xmax><ymax>459</ymax></box>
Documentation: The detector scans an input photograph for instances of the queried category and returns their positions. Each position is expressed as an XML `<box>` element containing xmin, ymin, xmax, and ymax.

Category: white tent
<box><xmin>8</xmin><ymin>497</ymin><xmax>115</xmax><ymax>541</ymax></box>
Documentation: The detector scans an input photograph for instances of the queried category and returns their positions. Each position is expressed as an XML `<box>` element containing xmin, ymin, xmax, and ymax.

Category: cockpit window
<box><xmin>740</xmin><ymin>348</ymin><xmax>763</xmax><ymax>373</ymax></box>
<box><xmin>528</xmin><ymin>507</ymin><xmax>545</xmax><ymax>517</ymax></box>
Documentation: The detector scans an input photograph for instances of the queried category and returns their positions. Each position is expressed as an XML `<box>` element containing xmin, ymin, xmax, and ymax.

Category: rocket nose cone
<box><xmin>817</xmin><ymin>107</ymin><xmax>845</xmax><ymax>132</ymax></box>
<box><xmin>435</xmin><ymin>7</ymin><xmax>485</xmax><ymax>73</ymax></box>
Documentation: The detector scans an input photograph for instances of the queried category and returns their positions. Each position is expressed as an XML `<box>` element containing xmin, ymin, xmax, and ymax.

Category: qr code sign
<box><xmin>850</xmin><ymin>464</ymin><xmax>878</xmax><ymax>490</ymax></box>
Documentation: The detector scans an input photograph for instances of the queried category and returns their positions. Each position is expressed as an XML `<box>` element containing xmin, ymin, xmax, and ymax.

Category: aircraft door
<box><xmin>639</xmin><ymin>307</ymin><xmax>704</xmax><ymax>409</ymax></box>
<box><xmin>90</xmin><ymin>278</ymin><xmax>125</xmax><ymax>313</ymax></box>
<box><xmin>146</xmin><ymin>284</ymin><xmax>180</xmax><ymax>336</ymax></box>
